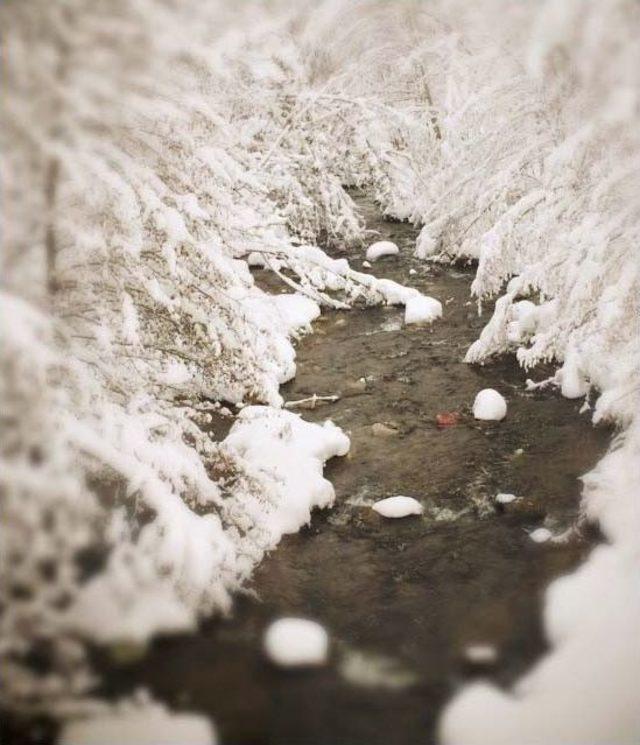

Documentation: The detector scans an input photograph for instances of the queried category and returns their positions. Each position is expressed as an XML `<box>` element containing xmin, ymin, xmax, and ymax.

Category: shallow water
<box><xmin>7</xmin><ymin>196</ymin><xmax>610</xmax><ymax>744</ymax></box>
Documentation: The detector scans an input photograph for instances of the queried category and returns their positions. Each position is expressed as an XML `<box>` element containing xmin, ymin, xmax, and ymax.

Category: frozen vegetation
<box><xmin>1</xmin><ymin>0</ymin><xmax>639</xmax><ymax>743</ymax></box>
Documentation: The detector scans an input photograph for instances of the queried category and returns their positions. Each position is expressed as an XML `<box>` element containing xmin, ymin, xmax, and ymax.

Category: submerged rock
<box><xmin>343</xmin><ymin>377</ymin><xmax>367</xmax><ymax>396</ymax></box>
<box><xmin>371</xmin><ymin>422</ymin><xmax>399</xmax><ymax>437</ymax></box>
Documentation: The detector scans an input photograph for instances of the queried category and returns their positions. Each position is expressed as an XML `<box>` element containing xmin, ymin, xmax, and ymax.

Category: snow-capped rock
<box><xmin>464</xmin><ymin>644</ymin><xmax>498</xmax><ymax>666</ymax></box>
<box><xmin>263</xmin><ymin>617</ymin><xmax>329</xmax><ymax>667</ymax></box>
<box><xmin>372</xmin><ymin>496</ymin><xmax>423</xmax><ymax>518</ymax></box>
<box><xmin>529</xmin><ymin>527</ymin><xmax>553</xmax><ymax>543</ymax></box>
<box><xmin>404</xmin><ymin>295</ymin><xmax>442</xmax><ymax>325</ymax></box>
<box><xmin>473</xmin><ymin>389</ymin><xmax>507</xmax><ymax>421</ymax></box>
<box><xmin>362</xmin><ymin>260</ymin><xmax>372</xmax><ymax>269</ymax></box>
<box><xmin>366</xmin><ymin>241</ymin><xmax>399</xmax><ymax>261</ymax></box>
<box><xmin>495</xmin><ymin>492</ymin><xmax>517</xmax><ymax>504</ymax></box>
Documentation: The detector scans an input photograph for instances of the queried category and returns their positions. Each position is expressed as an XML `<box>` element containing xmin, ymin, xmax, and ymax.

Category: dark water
<box><xmin>7</xmin><ymin>195</ymin><xmax>610</xmax><ymax>744</ymax></box>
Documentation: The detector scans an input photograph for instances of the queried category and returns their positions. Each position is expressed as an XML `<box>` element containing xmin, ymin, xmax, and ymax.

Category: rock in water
<box><xmin>263</xmin><ymin>618</ymin><xmax>329</xmax><ymax>667</ymax></box>
<box><xmin>529</xmin><ymin>527</ymin><xmax>553</xmax><ymax>543</ymax></box>
<box><xmin>473</xmin><ymin>389</ymin><xmax>507</xmax><ymax>421</ymax></box>
<box><xmin>436</xmin><ymin>411</ymin><xmax>461</xmax><ymax>427</ymax></box>
<box><xmin>495</xmin><ymin>492</ymin><xmax>517</xmax><ymax>504</ymax></box>
<box><xmin>463</xmin><ymin>644</ymin><xmax>498</xmax><ymax>666</ymax></box>
<box><xmin>372</xmin><ymin>496</ymin><xmax>423</xmax><ymax>518</ymax></box>
<box><xmin>371</xmin><ymin>422</ymin><xmax>399</xmax><ymax>437</ymax></box>
<box><xmin>366</xmin><ymin>241</ymin><xmax>399</xmax><ymax>261</ymax></box>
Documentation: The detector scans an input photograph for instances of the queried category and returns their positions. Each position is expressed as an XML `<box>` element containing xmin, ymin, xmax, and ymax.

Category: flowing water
<box><xmin>8</xmin><ymin>195</ymin><xmax>610</xmax><ymax>744</ymax></box>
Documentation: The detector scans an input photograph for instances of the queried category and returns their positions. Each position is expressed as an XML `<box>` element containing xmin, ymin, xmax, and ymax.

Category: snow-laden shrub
<box><xmin>0</xmin><ymin>0</ymin><xmax>411</xmax><ymax>714</ymax></box>
<box><xmin>314</xmin><ymin>0</ymin><xmax>639</xmax><ymax>424</ymax></box>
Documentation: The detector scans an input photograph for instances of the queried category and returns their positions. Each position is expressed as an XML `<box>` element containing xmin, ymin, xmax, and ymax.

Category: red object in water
<box><xmin>436</xmin><ymin>412</ymin><xmax>461</xmax><ymax>427</ymax></box>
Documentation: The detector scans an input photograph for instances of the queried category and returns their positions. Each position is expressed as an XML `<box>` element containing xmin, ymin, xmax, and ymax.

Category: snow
<box><xmin>271</xmin><ymin>293</ymin><xmax>321</xmax><ymax>333</ymax></box>
<box><xmin>404</xmin><ymin>295</ymin><xmax>442</xmax><ymax>325</ymax></box>
<box><xmin>472</xmin><ymin>389</ymin><xmax>507</xmax><ymax>421</ymax></box>
<box><xmin>495</xmin><ymin>492</ymin><xmax>517</xmax><ymax>504</ymax></box>
<box><xmin>529</xmin><ymin>527</ymin><xmax>552</xmax><ymax>543</ymax></box>
<box><xmin>223</xmin><ymin>406</ymin><xmax>350</xmax><ymax>539</ymax></box>
<box><xmin>366</xmin><ymin>240</ymin><xmax>399</xmax><ymax>261</ymax></box>
<box><xmin>59</xmin><ymin>702</ymin><xmax>216</xmax><ymax>745</ymax></box>
<box><xmin>263</xmin><ymin>618</ymin><xmax>329</xmax><ymax>667</ymax></box>
<box><xmin>560</xmin><ymin>348</ymin><xmax>589</xmax><ymax>399</ymax></box>
<box><xmin>67</xmin><ymin>576</ymin><xmax>195</xmax><ymax>645</ymax></box>
<box><xmin>372</xmin><ymin>496</ymin><xmax>424</xmax><ymax>518</ymax></box>
<box><xmin>464</xmin><ymin>644</ymin><xmax>498</xmax><ymax>665</ymax></box>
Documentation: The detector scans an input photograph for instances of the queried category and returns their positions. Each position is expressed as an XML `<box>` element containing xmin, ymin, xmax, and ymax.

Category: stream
<box><xmin>96</xmin><ymin>194</ymin><xmax>610</xmax><ymax>745</ymax></box>
<box><xmin>10</xmin><ymin>195</ymin><xmax>610</xmax><ymax>745</ymax></box>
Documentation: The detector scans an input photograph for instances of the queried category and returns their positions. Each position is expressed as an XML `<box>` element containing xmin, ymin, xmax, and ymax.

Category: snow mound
<box><xmin>68</xmin><ymin>575</ymin><xmax>195</xmax><ymax>645</ymax></box>
<box><xmin>529</xmin><ymin>527</ymin><xmax>552</xmax><ymax>543</ymax></box>
<box><xmin>59</xmin><ymin>702</ymin><xmax>216</xmax><ymax>745</ymax></box>
<box><xmin>366</xmin><ymin>240</ymin><xmax>400</xmax><ymax>261</ymax></box>
<box><xmin>404</xmin><ymin>295</ymin><xmax>442</xmax><ymax>325</ymax></box>
<box><xmin>372</xmin><ymin>496</ymin><xmax>424</xmax><ymax>518</ymax></box>
<box><xmin>495</xmin><ymin>492</ymin><xmax>517</xmax><ymax>504</ymax></box>
<box><xmin>473</xmin><ymin>389</ymin><xmax>507</xmax><ymax>421</ymax></box>
<box><xmin>263</xmin><ymin>617</ymin><xmax>329</xmax><ymax>667</ymax></box>
<box><xmin>272</xmin><ymin>293</ymin><xmax>321</xmax><ymax>333</ymax></box>
<box><xmin>223</xmin><ymin>406</ymin><xmax>350</xmax><ymax>539</ymax></box>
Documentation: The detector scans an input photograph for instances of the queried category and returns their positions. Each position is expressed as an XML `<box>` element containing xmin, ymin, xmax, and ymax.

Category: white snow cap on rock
<box><xmin>59</xmin><ymin>701</ymin><xmax>216</xmax><ymax>745</ymax></box>
<box><xmin>464</xmin><ymin>644</ymin><xmax>498</xmax><ymax>665</ymax></box>
<box><xmin>372</xmin><ymin>496</ymin><xmax>424</xmax><ymax>518</ymax></box>
<box><xmin>529</xmin><ymin>527</ymin><xmax>553</xmax><ymax>543</ymax></box>
<box><xmin>366</xmin><ymin>240</ymin><xmax>399</xmax><ymax>261</ymax></box>
<box><xmin>473</xmin><ymin>389</ymin><xmax>507</xmax><ymax>421</ymax></box>
<box><xmin>404</xmin><ymin>295</ymin><xmax>442</xmax><ymax>325</ymax></box>
<box><xmin>495</xmin><ymin>493</ymin><xmax>517</xmax><ymax>504</ymax></box>
<box><xmin>264</xmin><ymin>617</ymin><xmax>329</xmax><ymax>667</ymax></box>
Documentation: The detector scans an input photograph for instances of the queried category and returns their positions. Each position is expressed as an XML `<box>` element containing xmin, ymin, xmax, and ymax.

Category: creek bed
<box><xmin>94</xmin><ymin>194</ymin><xmax>609</xmax><ymax>745</ymax></box>
<box><xmin>7</xmin><ymin>196</ymin><xmax>610</xmax><ymax>745</ymax></box>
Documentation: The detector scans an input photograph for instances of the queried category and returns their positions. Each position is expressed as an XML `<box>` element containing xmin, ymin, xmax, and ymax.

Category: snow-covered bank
<box><xmin>2</xmin><ymin>0</ymin><xmax>638</xmax><ymax>740</ymax></box>
<box><xmin>440</xmin><ymin>423</ymin><xmax>640</xmax><ymax>745</ymax></box>
<box><xmin>1</xmin><ymin>0</ymin><xmax>442</xmax><ymax>715</ymax></box>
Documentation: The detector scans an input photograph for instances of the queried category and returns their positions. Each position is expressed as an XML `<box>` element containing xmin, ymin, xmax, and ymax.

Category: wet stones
<box><xmin>343</xmin><ymin>377</ymin><xmax>368</xmax><ymax>396</ymax></box>
<box><xmin>371</xmin><ymin>422</ymin><xmax>400</xmax><ymax>437</ymax></box>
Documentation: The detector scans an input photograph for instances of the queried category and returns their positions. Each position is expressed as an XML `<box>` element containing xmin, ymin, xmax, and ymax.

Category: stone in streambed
<box><xmin>263</xmin><ymin>618</ymin><xmax>329</xmax><ymax>667</ymax></box>
<box><xmin>372</xmin><ymin>496</ymin><xmax>423</xmax><ymax>518</ymax></box>
<box><xmin>371</xmin><ymin>422</ymin><xmax>399</xmax><ymax>437</ymax></box>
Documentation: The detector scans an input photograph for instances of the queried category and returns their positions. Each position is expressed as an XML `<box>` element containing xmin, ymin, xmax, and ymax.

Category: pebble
<box><xmin>343</xmin><ymin>378</ymin><xmax>367</xmax><ymax>396</ymax></box>
<box><xmin>371</xmin><ymin>422</ymin><xmax>399</xmax><ymax>437</ymax></box>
